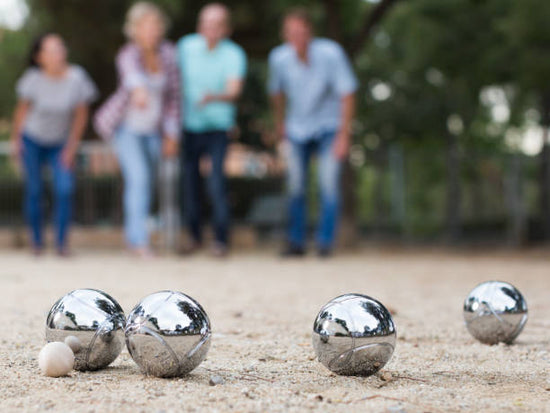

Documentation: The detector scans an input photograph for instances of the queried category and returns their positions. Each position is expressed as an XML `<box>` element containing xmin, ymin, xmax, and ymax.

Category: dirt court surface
<box><xmin>0</xmin><ymin>248</ymin><xmax>549</xmax><ymax>412</ymax></box>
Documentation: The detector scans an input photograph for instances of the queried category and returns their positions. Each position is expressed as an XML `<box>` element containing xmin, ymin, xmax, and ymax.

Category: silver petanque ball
<box><xmin>312</xmin><ymin>293</ymin><xmax>396</xmax><ymax>376</ymax></box>
<box><xmin>125</xmin><ymin>291</ymin><xmax>211</xmax><ymax>378</ymax></box>
<box><xmin>463</xmin><ymin>281</ymin><xmax>528</xmax><ymax>345</ymax></box>
<box><xmin>45</xmin><ymin>289</ymin><xmax>125</xmax><ymax>371</ymax></box>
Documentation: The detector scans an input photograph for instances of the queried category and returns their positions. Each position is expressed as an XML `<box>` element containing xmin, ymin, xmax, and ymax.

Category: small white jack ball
<box><xmin>38</xmin><ymin>342</ymin><xmax>75</xmax><ymax>377</ymax></box>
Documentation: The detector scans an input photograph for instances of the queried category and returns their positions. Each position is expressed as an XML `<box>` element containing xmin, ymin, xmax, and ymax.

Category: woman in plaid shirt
<box><xmin>94</xmin><ymin>2</ymin><xmax>180</xmax><ymax>257</ymax></box>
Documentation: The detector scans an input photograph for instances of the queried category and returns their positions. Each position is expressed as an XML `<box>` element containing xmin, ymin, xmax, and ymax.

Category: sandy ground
<box><xmin>0</xmin><ymin>247</ymin><xmax>549</xmax><ymax>412</ymax></box>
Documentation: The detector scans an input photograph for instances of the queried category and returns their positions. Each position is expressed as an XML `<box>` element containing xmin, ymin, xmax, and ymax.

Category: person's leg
<box><xmin>205</xmin><ymin>131</ymin><xmax>229</xmax><ymax>249</ymax></box>
<box><xmin>114</xmin><ymin>128</ymin><xmax>151</xmax><ymax>249</ymax></box>
<box><xmin>316</xmin><ymin>131</ymin><xmax>342</xmax><ymax>254</ymax></box>
<box><xmin>286</xmin><ymin>139</ymin><xmax>311</xmax><ymax>252</ymax></box>
<box><xmin>143</xmin><ymin>133</ymin><xmax>162</xmax><ymax>248</ymax></box>
<box><xmin>49</xmin><ymin>143</ymin><xmax>75</xmax><ymax>253</ymax></box>
<box><xmin>21</xmin><ymin>136</ymin><xmax>45</xmax><ymax>251</ymax></box>
<box><xmin>144</xmin><ymin>134</ymin><xmax>162</xmax><ymax>168</ymax></box>
<box><xmin>182</xmin><ymin>132</ymin><xmax>204</xmax><ymax>245</ymax></box>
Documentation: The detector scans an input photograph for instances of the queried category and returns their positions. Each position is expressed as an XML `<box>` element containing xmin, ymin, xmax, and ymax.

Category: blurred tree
<box><xmin>354</xmin><ymin>0</ymin><xmax>521</xmax><ymax>242</ymax></box>
<box><xmin>0</xmin><ymin>28</ymin><xmax>32</xmax><ymax>129</ymax></box>
<box><xmin>504</xmin><ymin>0</ymin><xmax>550</xmax><ymax>239</ymax></box>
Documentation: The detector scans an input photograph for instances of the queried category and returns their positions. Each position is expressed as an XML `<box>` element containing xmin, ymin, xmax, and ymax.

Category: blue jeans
<box><xmin>114</xmin><ymin>127</ymin><xmax>161</xmax><ymax>248</ymax></box>
<box><xmin>181</xmin><ymin>130</ymin><xmax>229</xmax><ymax>245</ymax></box>
<box><xmin>22</xmin><ymin>135</ymin><xmax>74</xmax><ymax>249</ymax></box>
<box><xmin>287</xmin><ymin>131</ymin><xmax>342</xmax><ymax>249</ymax></box>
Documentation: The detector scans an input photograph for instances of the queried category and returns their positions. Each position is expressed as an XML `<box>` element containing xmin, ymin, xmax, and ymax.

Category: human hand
<box><xmin>332</xmin><ymin>129</ymin><xmax>351</xmax><ymax>161</ymax></box>
<box><xmin>275</xmin><ymin>122</ymin><xmax>286</xmax><ymax>142</ymax></box>
<box><xmin>60</xmin><ymin>145</ymin><xmax>77</xmax><ymax>169</ymax></box>
<box><xmin>9</xmin><ymin>135</ymin><xmax>23</xmax><ymax>172</ymax></box>
<box><xmin>162</xmin><ymin>138</ymin><xmax>178</xmax><ymax>158</ymax></box>
<box><xmin>10</xmin><ymin>135</ymin><xmax>22</xmax><ymax>160</ymax></box>
<box><xmin>199</xmin><ymin>93</ymin><xmax>216</xmax><ymax>106</ymax></box>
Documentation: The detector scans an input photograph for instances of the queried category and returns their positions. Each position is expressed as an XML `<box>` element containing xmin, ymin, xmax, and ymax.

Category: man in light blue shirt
<box><xmin>269</xmin><ymin>8</ymin><xmax>357</xmax><ymax>257</ymax></box>
<box><xmin>177</xmin><ymin>3</ymin><xmax>247</xmax><ymax>256</ymax></box>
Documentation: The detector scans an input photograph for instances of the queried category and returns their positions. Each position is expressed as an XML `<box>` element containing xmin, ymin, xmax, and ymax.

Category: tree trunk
<box><xmin>349</xmin><ymin>0</ymin><xmax>401</xmax><ymax>57</ymax></box>
<box><xmin>446</xmin><ymin>132</ymin><xmax>461</xmax><ymax>243</ymax></box>
<box><xmin>539</xmin><ymin>132</ymin><xmax>550</xmax><ymax>240</ymax></box>
<box><xmin>322</xmin><ymin>0</ymin><xmax>343</xmax><ymax>42</ymax></box>
<box><xmin>339</xmin><ymin>162</ymin><xmax>359</xmax><ymax>248</ymax></box>
<box><xmin>320</xmin><ymin>0</ymin><xmax>401</xmax><ymax>248</ymax></box>
<box><xmin>389</xmin><ymin>143</ymin><xmax>406</xmax><ymax>232</ymax></box>
<box><xmin>321</xmin><ymin>0</ymin><xmax>354</xmax><ymax>248</ymax></box>
<box><xmin>506</xmin><ymin>153</ymin><xmax>526</xmax><ymax>246</ymax></box>
<box><xmin>539</xmin><ymin>92</ymin><xmax>550</xmax><ymax>241</ymax></box>
<box><xmin>373</xmin><ymin>145</ymin><xmax>388</xmax><ymax>234</ymax></box>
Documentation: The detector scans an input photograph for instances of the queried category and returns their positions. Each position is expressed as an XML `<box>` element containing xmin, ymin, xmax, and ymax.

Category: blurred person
<box><xmin>177</xmin><ymin>3</ymin><xmax>247</xmax><ymax>257</ymax></box>
<box><xmin>94</xmin><ymin>2</ymin><xmax>180</xmax><ymax>258</ymax></box>
<box><xmin>268</xmin><ymin>8</ymin><xmax>357</xmax><ymax>258</ymax></box>
<box><xmin>10</xmin><ymin>33</ymin><xmax>97</xmax><ymax>256</ymax></box>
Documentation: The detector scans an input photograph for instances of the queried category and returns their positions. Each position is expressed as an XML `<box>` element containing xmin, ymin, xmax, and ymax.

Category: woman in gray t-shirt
<box><xmin>10</xmin><ymin>33</ymin><xmax>97</xmax><ymax>256</ymax></box>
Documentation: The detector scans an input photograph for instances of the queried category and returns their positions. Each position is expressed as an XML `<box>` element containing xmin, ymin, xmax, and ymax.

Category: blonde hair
<box><xmin>123</xmin><ymin>2</ymin><xmax>169</xmax><ymax>39</ymax></box>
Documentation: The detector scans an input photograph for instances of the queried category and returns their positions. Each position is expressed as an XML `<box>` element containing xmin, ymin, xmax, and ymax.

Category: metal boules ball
<box><xmin>125</xmin><ymin>291</ymin><xmax>211</xmax><ymax>378</ymax></box>
<box><xmin>45</xmin><ymin>289</ymin><xmax>126</xmax><ymax>371</ymax></box>
<box><xmin>463</xmin><ymin>281</ymin><xmax>528</xmax><ymax>345</ymax></box>
<box><xmin>312</xmin><ymin>293</ymin><xmax>396</xmax><ymax>376</ymax></box>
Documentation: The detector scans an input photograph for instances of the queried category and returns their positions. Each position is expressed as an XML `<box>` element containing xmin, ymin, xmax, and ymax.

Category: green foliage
<box><xmin>0</xmin><ymin>29</ymin><xmax>32</xmax><ymax>128</ymax></box>
<box><xmin>506</xmin><ymin>0</ymin><xmax>550</xmax><ymax>93</ymax></box>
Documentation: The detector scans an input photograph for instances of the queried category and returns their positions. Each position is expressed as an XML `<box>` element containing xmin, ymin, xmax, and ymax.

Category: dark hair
<box><xmin>283</xmin><ymin>7</ymin><xmax>313</xmax><ymax>28</ymax></box>
<box><xmin>28</xmin><ymin>32</ymin><xmax>58</xmax><ymax>68</ymax></box>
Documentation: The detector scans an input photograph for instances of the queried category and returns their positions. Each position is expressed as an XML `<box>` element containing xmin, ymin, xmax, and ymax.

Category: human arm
<box><xmin>61</xmin><ymin>104</ymin><xmax>89</xmax><ymax>169</ymax></box>
<box><xmin>61</xmin><ymin>67</ymin><xmax>98</xmax><ymax>168</ymax></box>
<box><xmin>199</xmin><ymin>78</ymin><xmax>244</xmax><ymax>105</ymax></box>
<box><xmin>11</xmin><ymin>69</ymin><xmax>36</xmax><ymax>160</ymax></box>
<box><xmin>10</xmin><ymin>100</ymin><xmax>30</xmax><ymax>160</ymax></box>
<box><xmin>270</xmin><ymin>92</ymin><xmax>286</xmax><ymax>142</ymax></box>
<box><xmin>267</xmin><ymin>49</ymin><xmax>286</xmax><ymax>142</ymax></box>
<box><xmin>332</xmin><ymin>93</ymin><xmax>356</xmax><ymax>160</ymax></box>
<box><xmin>116</xmin><ymin>44</ymin><xmax>148</xmax><ymax>108</ymax></box>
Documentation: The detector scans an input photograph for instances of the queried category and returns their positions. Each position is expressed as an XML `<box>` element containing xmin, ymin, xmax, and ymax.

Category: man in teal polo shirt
<box><xmin>177</xmin><ymin>3</ymin><xmax>246</xmax><ymax>256</ymax></box>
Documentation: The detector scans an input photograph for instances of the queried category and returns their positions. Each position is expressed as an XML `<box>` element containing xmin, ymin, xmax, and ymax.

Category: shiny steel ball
<box><xmin>312</xmin><ymin>293</ymin><xmax>396</xmax><ymax>376</ymax></box>
<box><xmin>45</xmin><ymin>289</ymin><xmax>125</xmax><ymax>371</ymax></box>
<box><xmin>125</xmin><ymin>291</ymin><xmax>211</xmax><ymax>378</ymax></box>
<box><xmin>463</xmin><ymin>281</ymin><xmax>528</xmax><ymax>345</ymax></box>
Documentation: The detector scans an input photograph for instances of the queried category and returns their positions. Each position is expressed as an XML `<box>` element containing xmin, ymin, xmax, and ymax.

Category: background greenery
<box><xmin>1</xmin><ymin>0</ymin><xmax>550</xmax><ymax>244</ymax></box>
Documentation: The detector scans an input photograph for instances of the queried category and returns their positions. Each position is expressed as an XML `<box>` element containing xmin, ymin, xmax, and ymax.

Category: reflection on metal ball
<box><xmin>45</xmin><ymin>289</ymin><xmax>125</xmax><ymax>371</ymax></box>
<box><xmin>464</xmin><ymin>281</ymin><xmax>528</xmax><ymax>345</ymax></box>
<box><xmin>312</xmin><ymin>293</ymin><xmax>396</xmax><ymax>376</ymax></box>
<box><xmin>125</xmin><ymin>291</ymin><xmax>211</xmax><ymax>378</ymax></box>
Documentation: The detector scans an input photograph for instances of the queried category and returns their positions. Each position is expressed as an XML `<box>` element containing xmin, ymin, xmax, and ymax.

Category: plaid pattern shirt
<box><xmin>94</xmin><ymin>41</ymin><xmax>181</xmax><ymax>140</ymax></box>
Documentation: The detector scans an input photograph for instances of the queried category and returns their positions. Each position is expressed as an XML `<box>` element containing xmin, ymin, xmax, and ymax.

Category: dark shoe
<box><xmin>317</xmin><ymin>246</ymin><xmax>332</xmax><ymax>258</ymax></box>
<box><xmin>179</xmin><ymin>240</ymin><xmax>202</xmax><ymax>256</ymax></box>
<box><xmin>280</xmin><ymin>244</ymin><xmax>306</xmax><ymax>258</ymax></box>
